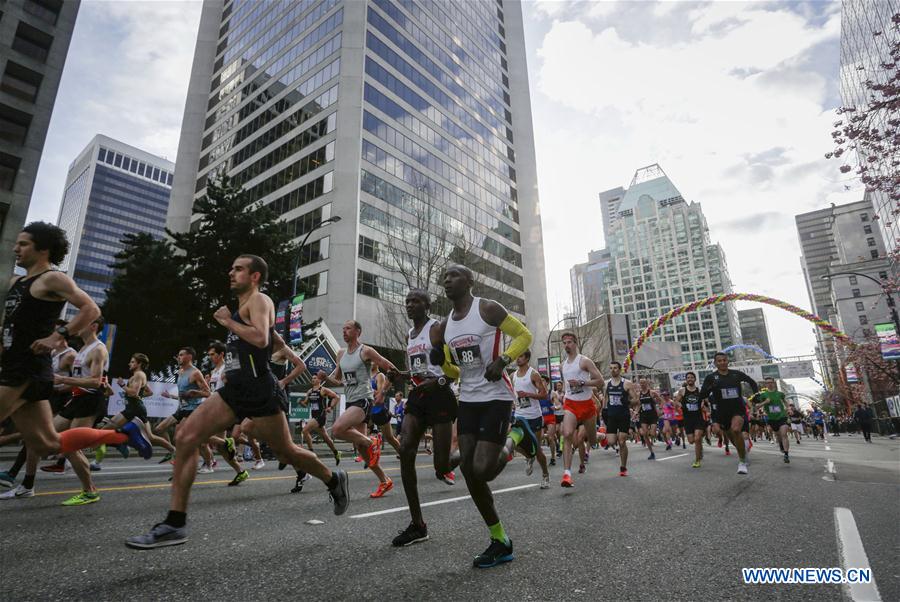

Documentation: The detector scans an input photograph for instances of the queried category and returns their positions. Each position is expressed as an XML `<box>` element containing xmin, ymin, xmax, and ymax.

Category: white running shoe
<box><xmin>737</xmin><ymin>462</ymin><xmax>748</xmax><ymax>475</ymax></box>
<box><xmin>540</xmin><ymin>474</ymin><xmax>550</xmax><ymax>489</ymax></box>
<box><xmin>252</xmin><ymin>460</ymin><xmax>266</xmax><ymax>470</ymax></box>
<box><xmin>0</xmin><ymin>485</ymin><xmax>34</xmax><ymax>499</ymax></box>
<box><xmin>525</xmin><ymin>457</ymin><xmax>535</xmax><ymax>476</ymax></box>
<box><xmin>197</xmin><ymin>465</ymin><xmax>214</xmax><ymax>474</ymax></box>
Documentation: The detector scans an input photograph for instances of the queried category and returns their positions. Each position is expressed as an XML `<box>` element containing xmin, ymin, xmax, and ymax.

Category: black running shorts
<box><xmin>605</xmin><ymin>413</ymin><xmax>631</xmax><ymax>435</ymax></box>
<box><xmin>370</xmin><ymin>408</ymin><xmax>391</xmax><ymax>426</ymax></box>
<box><xmin>716</xmin><ymin>401</ymin><xmax>749</xmax><ymax>432</ymax></box>
<box><xmin>59</xmin><ymin>393</ymin><xmax>106</xmax><ymax>420</ymax></box>
<box><xmin>683</xmin><ymin>414</ymin><xmax>707</xmax><ymax>434</ymax></box>
<box><xmin>219</xmin><ymin>373</ymin><xmax>282</xmax><ymax>421</ymax></box>
<box><xmin>457</xmin><ymin>399</ymin><xmax>512</xmax><ymax>445</ymax></box>
<box><xmin>0</xmin><ymin>359</ymin><xmax>54</xmax><ymax>404</ymax></box>
<box><xmin>122</xmin><ymin>395</ymin><xmax>148</xmax><ymax>422</ymax></box>
<box><xmin>406</xmin><ymin>382</ymin><xmax>457</xmax><ymax>426</ymax></box>
<box><xmin>639</xmin><ymin>411</ymin><xmax>658</xmax><ymax>426</ymax></box>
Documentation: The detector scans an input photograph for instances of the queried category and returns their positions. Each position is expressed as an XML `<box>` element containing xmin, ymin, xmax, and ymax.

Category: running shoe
<box><xmin>334</xmin><ymin>450</ymin><xmax>342</xmax><ymax>465</ymax></box>
<box><xmin>392</xmin><ymin>522</ymin><xmax>429</xmax><ymax>547</ymax></box>
<box><xmin>691</xmin><ymin>460</ymin><xmax>701</xmax><ymax>468</ymax></box>
<box><xmin>473</xmin><ymin>538</ymin><xmax>514</xmax><ymax>568</ymax></box>
<box><xmin>278</xmin><ymin>462</ymin><xmax>287</xmax><ymax>470</ymax></box>
<box><xmin>665</xmin><ymin>443</ymin><xmax>672</xmax><ymax>451</ymax></box>
<box><xmin>328</xmin><ymin>469</ymin><xmax>350</xmax><ymax>515</ymax></box>
<box><xmin>126</xmin><ymin>523</ymin><xmax>187</xmax><ymax>549</ymax></box>
<box><xmin>0</xmin><ymin>471</ymin><xmax>14</xmax><ymax>489</ymax></box>
<box><xmin>227</xmin><ymin>470</ymin><xmax>250</xmax><ymax>486</ymax></box>
<box><xmin>242</xmin><ymin>448</ymin><xmax>255</xmax><ymax>461</ymax></box>
<box><xmin>549</xmin><ymin>457</ymin><xmax>556</xmax><ymax>466</ymax></box>
<box><xmin>291</xmin><ymin>474</ymin><xmax>305</xmax><ymax>494</ymax></box>
<box><xmin>121</xmin><ymin>419</ymin><xmax>152</xmax><ymax>459</ymax></box>
<box><xmin>61</xmin><ymin>491</ymin><xmax>100</xmax><ymax>506</ymax></box>
<box><xmin>158</xmin><ymin>452</ymin><xmax>173</xmax><ymax>464</ymax></box>
<box><xmin>370</xmin><ymin>478</ymin><xmax>393</xmax><ymax>498</ymax></box>
<box><xmin>725</xmin><ymin>448</ymin><xmax>731</xmax><ymax>456</ymax></box>
<box><xmin>116</xmin><ymin>443</ymin><xmax>130</xmax><ymax>459</ymax></box>
<box><xmin>717</xmin><ymin>439</ymin><xmax>723</xmax><ymax>448</ymax></box>
<box><xmin>436</xmin><ymin>471</ymin><xmax>455</xmax><ymax>486</ymax></box>
<box><xmin>525</xmin><ymin>457</ymin><xmax>535</xmax><ymax>476</ymax></box>
<box><xmin>95</xmin><ymin>444</ymin><xmax>107</xmax><ymax>462</ymax></box>
<box><xmin>619</xmin><ymin>468</ymin><xmax>628</xmax><ymax>477</ymax></box>
<box><xmin>89</xmin><ymin>462</ymin><xmax>102</xmax><ymax>471</ymax></box>
<box><xmin>0</xmin><ymin>485</ymin><xmax>33</xmax><ymax>499</ymax></box>
<box><xmin>584</xmin><ymin>450</ymin><xmax>590</xmax><ymax>463</ymax></box>
<box><xmin>540</xmin><ymin>474</ymin><xmax>550</xmax><ymax>489</ymax></box>
<box><xmin>783</xmin><ymin>453</ymin><xmax>790</xmax><ymax>464</ymax></box>
<box><xmin>560</xmin><ymin>473</ymin><xmax>574</xmax><ymax>488</ymax></box>
<box><xmin>223</xmin><ymin>437</ymin><xmax>236</xmax><ymax>462</ymax></box>
<box><xmin>355</xmin><ymin>455</ymin><xmax>363</xmax><ymax>463</ymax></box>
<box><xmin>211</xmin><ymin>460</ymin><xmax>218</xmax><ymax>468</ymax></box>
<box><xmin>648</xmin><ymin>452</ymin><xmax>656</xmax><ymax>460</ymax></box>
<box><xmin>252</xmin><ymin>460</ymin><xmax>266</xmax><ymax>470</ymax></box>
<box><xmin>367</xmin><ymin>437</ymin><xmax>382</xmax><ymax>468</ymax></box>
<box><xmin>40</xmin><ymin>463</ymin><xmax>65</xmax><ymax>474</ymax></box>
<box><xmin>737</xmin><ymin>462</ymin><xmax>748</xmax><ymax>475</ymax></box>
<box><xmin>681</xmin><ymin>440</ymin><xmax>686</xmax><ymax>449</ymax></box>
<box><xmin>198</xmin><ymin>464</ymin><xmax>214</xmax><ymax>474</ymax></box>
<box><xmin>578</xmin><ymin>463</ymin><xmax>586</xmax><ymax>474</ymax></box>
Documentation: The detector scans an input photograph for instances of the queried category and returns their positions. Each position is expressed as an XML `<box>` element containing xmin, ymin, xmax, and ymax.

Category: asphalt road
<box><xmin>1</xmin><ymin>433</ymin><xmax>897</xmax><ymax>601</ymax></box>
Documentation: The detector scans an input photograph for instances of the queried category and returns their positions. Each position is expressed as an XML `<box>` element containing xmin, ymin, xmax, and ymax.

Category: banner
<box><xmin>304</xmin><ymin>342</ymin><xmax>337</xmax><ymax>376</ymax></box>
<box><xmin>288</xmin><ymin>392</ymin><xmax>312</xmax><ymax>423</ymax></box>
<box><xmin>549</xmin><ymin>356</ymin><xmax>561</xmax><ymax>382</ymax></box>
<box><xmin>537</xmin><ymin>357</ymin><xmax>548</xmax><ymax>377</ymax></box>
<box><xmin>886</xmin><ymin>395</ymin><xmax>900</xmax><ymax>418</ymax></box>
<box><xmin>275</xmin><ymin>300</ymin><xmax>290</xmax><ymax>342</ymax></box>
<box><xmin>845</xmin><ymin>364</ymin><xmax>859</xmax><ymax>384</ymax></box>
<box><xmin>106</xmin><ymin>380</ymin><xmax>179</xmax><ymax>418</ymax></box>
<box><xmin>875</xmin><ymin>322</ymin><xmax>900</xmax><ymax>361</ymax></box>
<box><xmin>289</xmin><ymin>294</ymin><xmax>305</xmax><ymax>345</ymax></box>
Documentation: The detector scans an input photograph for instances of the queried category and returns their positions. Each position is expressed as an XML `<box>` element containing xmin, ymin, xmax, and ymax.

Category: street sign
<box><xmin>288</xmin><ymin>392</ymin><xmax>311</xmax><ymax>423</ymax></box>
<box><xmin>304</xmin><ymin>342</ymin><xmax>337</xmax><ymax>375</ymax></box>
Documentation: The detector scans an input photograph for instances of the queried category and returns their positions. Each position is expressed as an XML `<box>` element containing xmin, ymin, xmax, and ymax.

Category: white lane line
<box><xmin>657</xmin><ymin>453</ymin><xmax>689</xmax><ymax>462</ymax></box>
<box><xmin>823</xmin><ymin>459</ymin><xmax>836</xmax><ymax>482</ymax></box>
<box><xmin>350</xmin><ymin>483</ymin><xmax>539</xmax><ymax>519</ymax></box>
<box><xmin>834</xmin><ymin>507</ymin><xmax>881</xmax><ymax>602</ymax></box>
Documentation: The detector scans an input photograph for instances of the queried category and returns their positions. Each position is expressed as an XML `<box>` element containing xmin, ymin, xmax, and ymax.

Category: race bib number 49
<box><xmin>409</xmin><ymin>353</ymin><xmax>427</xmax><ymax>376</ymax></box>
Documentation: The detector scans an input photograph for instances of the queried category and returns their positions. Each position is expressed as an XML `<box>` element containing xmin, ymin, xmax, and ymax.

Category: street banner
<box><xmin>289</xmin><ymin>294</ymin><xmax>305</xmax><ymax>345</ymax></box>
<box><xmin>769</xmin><ymin>360</ymin><xmax>815</xmax><ymax>379</ymax></box>
<box><xmin>304</xmin><ymin>342</ymin><xmax>337</xmax><ymax>375</ymax></box>
<box><xmin>886</xmin><ymin>395</ymin><xmax>900</xmax><ymax>418</ymax></box>
<box><xmin>537</xmin><ymin>357</ymin><xmax>548</xmax><ymax>377</ymax></box>
<box><xmin>106</xmin><ymin>380</ymin><xmax>178</xmax><ymax>418</ymax></box>
<box><xmin>845</xmin><ymin>364</ymin><xmax>859</xmax><ymax>384</ymax></box>
<box><xmin>275</xmin><ymin>300</ymin><xmax>290</xmax><ymax>342</ymax></box>
<box><xmin>288</xmin><ymin>392</ymin><xmax>311</xmax><ymax>423</ymax></box>
<box><xmin>875</xmin><ymin>322</ymin><xmax>900</xmax><ymax>360</ymax></box>
<box><xmin>549</xmin><ymin>356</ymin><xmax>561</xmax><ymax>382</ymax></box>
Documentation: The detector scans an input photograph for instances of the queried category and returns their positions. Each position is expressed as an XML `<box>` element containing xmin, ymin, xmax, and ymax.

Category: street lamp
<box><xmin>546</xmin><ymin>316</ymin><xmax>573</xmax><ymax>376</ymax></box>
<box><xmin>292</xmin><ymin>215</ymin><xmax>341</xmax><ymax>297</ymax></box>
<box><xmin>821</xmin><ymin>270</ymin><xmax>900</xmax><ymax>336</ymax></box>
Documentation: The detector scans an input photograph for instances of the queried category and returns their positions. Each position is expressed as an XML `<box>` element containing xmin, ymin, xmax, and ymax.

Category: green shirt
<box><xmin>756</xmin><ymin>390</ymin><xmax>787</xmax><ymax>421</ymax></box>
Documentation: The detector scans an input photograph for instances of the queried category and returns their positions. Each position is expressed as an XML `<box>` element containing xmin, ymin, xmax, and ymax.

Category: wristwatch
<box><xmin>500</xmin><ymin>353</ymin><xmax>512</xmax><ymax>365</ymax></box>
<box><xmin>437</xmin><ymin>376</ymin><xmax>447</xmax><ymax>387</ymax></box>
<box><xmin>55</xmin><ymin>325</ymin><xmax>69</xmax><ymax>338</ymax></box>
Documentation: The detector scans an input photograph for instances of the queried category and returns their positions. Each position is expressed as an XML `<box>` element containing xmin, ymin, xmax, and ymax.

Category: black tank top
<box><xmin>683</xmin><ymin>387</ymin><xmax>702</xmax><ymax>416</ymax></box>
<box><xmin>307</xmin><ymin>388</ymin><xmax>322</xmax><ymax>411</ymax></box>
<box><xmin>269</xmin><ymin>359</ymin><xmax>287</xmax><ymax>380</ymax></box>
<box><xmin>639</xmin><ymin>392</ymin><xmax>656</xmax><ymax>414</ymax></box>
<box><xmin>224</xmin><ymin>310</ymin><xmax>274</xmax><ymax>383</ymax></box>
<box><xmin>605</xmin><ymin>379</ymin><xmax>629</xmax><ymax>417</ymax></box>
<box><xmin>2</xmin><ymin>271</ymin><xmax>65</xmax><ymax>375</ymax></box>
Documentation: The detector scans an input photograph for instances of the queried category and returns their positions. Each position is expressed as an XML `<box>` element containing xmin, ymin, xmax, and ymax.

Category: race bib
<box><xmin>343</xmin><ymin>371</ymin><xmax>358</xmax><ymax>387</ymax></box>
<box><xmin>2</xmin><ymin>327</ymin><xmax>11</xmax><ymax>350</ymax></box>
<box><xmin>517</xmin><ymin>396</ymin><xmax>531</xmax><ymax>409</ymax></box>
<box><xmin>687</xmin><ymin>402</ymin><xmax>699</xmax><ymax>412</ymax></box>
<box><xmin>722</xmin><ymin>387</ymin><xmax>740</xmax><ymax>399</ymax></box>
<box><xmin>770</xmin><ymin>404</ymin><xmax>781</xmax><ymax>414</ymax></box>
<box><xmin>224</xmin><ymin>351</ymin><xmax>241</xmax><ymax>371</ymax></box>
<box><xmin>641</xmin><ymin>403</ymin><xmax>653</xmax><ymax>411</ymax></box>
<box><xmin>608</xmin><ymin>394</ymin><xmax>622</xmax><ymax>406</ymax></box>
<box><xmin>409</xmin><ymin>353</ymin><xmax>428</xmax><ymax>376</ymax></box>
<box><xmin>310</xmin><ymin>401</ymin><xmax>320</xmax><ymax>411</ymax></box>
<box><xmin>456</xmin><ymin>345</ymin><xmax>482</xmax><ymax>368</ymax></box>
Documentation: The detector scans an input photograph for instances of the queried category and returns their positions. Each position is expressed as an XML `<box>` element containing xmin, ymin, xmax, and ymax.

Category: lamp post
<box><xmin>821</xmin><ymin>270</ymin><xmax>900</xmax><ymax>336</ymax></box>
<box><xmin>546</xmin><ymin>316</ymin><xmax>573</xmax><ymax>378</ymax></box>
<box><xmin>292</xmin><ymin>215</ymin><xmax>341</xmax><ymax>297</ymax></box>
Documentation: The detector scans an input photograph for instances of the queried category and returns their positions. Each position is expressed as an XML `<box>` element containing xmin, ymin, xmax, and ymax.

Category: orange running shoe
<box><xmin>560</xmin><ymin>473</ymin><xmax>574</xmax><ymax>488</ymax></box>
<box><xmin>370</xmin><ymin>478</ymin><xmax>394</xmax><ymax>498</ymax></box>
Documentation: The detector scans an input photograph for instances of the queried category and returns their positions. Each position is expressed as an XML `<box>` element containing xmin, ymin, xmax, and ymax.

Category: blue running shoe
<box><xmin>0</xmin><ymin>470</ymin><xmax>15</xmax><ymax>489</ymax></box>
<box><xmin>473</xmin><ymin>538</ymin><xmax>514</xmax><ymax>568</ymax></box>
<box><xmin>121</xmin><ymin>420</ymin><xmax>152</xmax><ymax>460</ymax></box>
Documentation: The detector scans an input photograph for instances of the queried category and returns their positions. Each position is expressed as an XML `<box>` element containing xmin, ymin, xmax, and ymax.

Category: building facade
<box><xmin>599</xmin><ymin>185</ymin><xmax>624</xmax><ymax>243</ymax></box>
<box><xmin>839</xmin><ymin>0</ymin><xmax>900</xmax><ymax>255</ymax></box>
<box><xmin>603</xmin><ymin>164</ymin><xmax>741</xmax><ymax>366</ymax></box>
<box><xmin>57</xmin><ymin>135</ymin><xmax>173</xmax><ymax>313</ymax></box>
<box><xmin>0</xmin><ymin>0</ymin><xmax>80</xmax><ymax>290</ymax></box>
<box><xmin>168</xmin><ymin>0</ymin><xmax>549</xmax><ymax>351</ymax></box>
<box><xmin>737</xmin><ymin>308</ymin><xmax>772</xmax><ymax>355</ymax></box>
<box><xmin>570</xmin><ymin>247</ymin><xmax>610</xmax><ymax>324</ymax></box>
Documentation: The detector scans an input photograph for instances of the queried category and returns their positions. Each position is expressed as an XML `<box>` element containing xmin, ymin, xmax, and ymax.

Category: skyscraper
<box><xmin>598</xmin><ymin>186</ymin><xmax>624</xmax><ymax>243</ymax></box>
<box><xmin>737</xmin><ymin>308</ymin><xmax>772</xmax><ymax>356</ymax></box>
<box><xmin>57</xmin><ymin>135</ymin><xmax>173</xmax><ymax>313</ymax></box>
<box><xmin>602</xmin><ymin>164</ymin><xmax>741</xmax><ymax>366</ymax></box>
<box><xmin>570</xmin><ymin>248</ymin><xmax>610</xmax><ymax>324</ymax></box>
<box><xmin>0</xmin><ymin>0</ymin><xmax>80</xmax><ymax>290</ymax></box>
<box><xmin>168</xmin><ymin>0</ymin><xmax>549</xmax><ymax>350</ymax></box>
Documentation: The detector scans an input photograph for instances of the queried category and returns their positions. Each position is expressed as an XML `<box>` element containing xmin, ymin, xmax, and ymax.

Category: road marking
<box><xmin>834</xmin><ymin>507</ymin><xmax>881</xmax><ymax>602</ymax></box>
<box><xmin>349</xmin><ymin>483</ymin><xmax>539</xmax><ymax>519</ymax></box>
<box><xmin>657</xmin><ymin>453</ymin><xmax>688</xmax><ymax>462</ymax></box>
<box><xmin>823</xmin><ymin>459</ymin><xmax>836</xmax><ymax>482</ymax></box>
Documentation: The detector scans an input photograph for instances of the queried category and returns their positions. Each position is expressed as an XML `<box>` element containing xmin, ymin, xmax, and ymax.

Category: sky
<box><xmin>27</xmin><ymin>0</ymin><xmax>864</xmax><ymax>391</ymax></box>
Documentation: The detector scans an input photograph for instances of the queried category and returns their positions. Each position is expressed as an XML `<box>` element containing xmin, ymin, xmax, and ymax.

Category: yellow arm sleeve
<box><xmin>440</xmin><ymin>344</ymin><xmax>460</xmax><ymax>380</ymax></box>
<box><xmin>499</xmin><ymin>314</ymin><xmax>532</xmax><ymax>360</ymax></box>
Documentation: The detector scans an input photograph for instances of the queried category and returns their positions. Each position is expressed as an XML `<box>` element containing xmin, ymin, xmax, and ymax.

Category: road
<box><xmin>1</xmin><ymin>433</ymin><xmax>897</xmax><ymax>601</ymax></box>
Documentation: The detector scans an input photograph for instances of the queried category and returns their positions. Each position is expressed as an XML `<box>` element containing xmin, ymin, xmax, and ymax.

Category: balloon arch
<box><xmin>623</xmin><ymin>293</ymin><xmax>850</xmax><ymax>372</ymax></box>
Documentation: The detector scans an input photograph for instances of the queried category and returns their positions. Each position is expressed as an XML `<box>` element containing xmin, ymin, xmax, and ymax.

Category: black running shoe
<box><xmin>328</xmin><ymin>469</ymin><xmax>349</xmax><ymax>515</ymax></box>
<box><xmin>392</xmin><ymin>522</ymin><xmax>429</xmax><ymax>547</ymax></box>
<box><xmin>473</xmin><ymin>538</ymin><xmax>513</xmax><ymax>568</ymax></box>
<box><xmin>278</xmin><ymin>462</ymin><xmax>287</xmax><ymax>470</ymax></box>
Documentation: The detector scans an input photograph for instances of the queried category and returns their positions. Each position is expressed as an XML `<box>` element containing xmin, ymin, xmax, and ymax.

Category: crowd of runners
<box><xmin>0</xmin><ymin>222</ymin><xmax>873</xmax><ymax>568</ymax></box>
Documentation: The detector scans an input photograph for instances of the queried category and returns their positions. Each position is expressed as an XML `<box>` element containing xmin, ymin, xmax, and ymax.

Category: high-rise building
<box><xmin>570</xmin><ymin>248</ymin><xmax>610</xmax><ymax>324</ymax></box>
<box><xmin>599</xmin><ymin>186</ymin><xmax>624</xmax><ymax>243</ymax></box>
<box><xmin>0</xmin><ymin>0</ymin><xmax>80</xmax><ymax>291</ymax></box>
<box><xmin>168</xmin><ymin>0</ymin><xmax>549</xmax><ymax>350</ymax></box>
<box><xmin>57</xmin><ymin>135</ymin><xmax>173</xmax><ymax>313</ymax></box>
<box><xmin>602</xmin><ymin>164</ymin><xmax>741</xmax><ymax>366</ymax></box>
<box><xmin>796</xmin><ymin>198</ymin><xmax>885</xmax><ymax>386</ymax></box>
<box><xmin>737</xmin><ymin>308</ymin><xmax>772</xmax><ymax>355</ymax></box>
<box><xmin>839</xmin><ymin>0</ymin><xmax>900</xmax><ymax>254</ymax></box>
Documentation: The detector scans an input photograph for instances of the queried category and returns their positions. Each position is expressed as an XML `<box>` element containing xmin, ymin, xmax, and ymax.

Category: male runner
<box><xmin>370</xmin><ymin>365</ymin><xmax>400</xmax><ymax>456</ymax></box>
<box><xmin>508</xmin><ymin>350</ymin><xmax>549</xmax><ymax>488</ymax></box>
<box><xmin>539</xmin><ymin>374</ymin><xmax>557</xmax><ymax>466</ymax></box>
<box><xmin>268</xmin><ymin>341</ymin><xmax>309</xmax><ymax>492</ymax></box>
<box><xmin>318</xmin><ymin>319</ymin><xmax>397</xmax><ymax>498</ymax></box>
<box><xmin>432</xmin><ymin>265</ymin><xmax>532</xmax><ymax>567</ymax></box>
<box><xmin>300</xmin><ymin>373</ymin><xmax>340</xmax><ymax>461</ymax></box>
<box><xmin>811</xmin><ymin>407</ymin><xmax>825</xmax><ymax>440</ymax></box>
<box><xmin>392</xmin><ymin>289</ymin><xmax>461</xmax><ymax>546</ymax></box>
<box><xmin>126</xmin><ymin>255</ymin><xmax>349</xmax><ymax>548</ymax></box>
<box><xmin>558</xmin><ymin>333</ymin><xmax>604</xmax><ymax>487</ymax></box>
<box><xmin>158</xmin><ymin>347</ymin><xmax>214</xmax><ymax>471</ymax></box>
<box><xmin>751</xmin><ymin>378</ymin><xmax>790</xmax><ymax>463</ymax></box>
<box><xmin>0</xmin><ymin>223</ymin><xmax>152</xmax><ymax>497</ymax></box>
<box><xmin>853</xmin><ymin>402</ymin><xmax>874</xmax><ymax>442</ymax></box>
<box><xmin>788</xmin><ymin>404</ymin><xmax>804</xmax><ymax>444</ymax></box>
<box><xmin>201</xmin><ymin>340</ymin><xmax>250</xmax><ymax>486</ymax></box>
<box><xmin>698</xmin><ymin>352</ymin><xmax>758</xmax><ymax>474</ymax></box>
<box><xmin>604</xmin><ymin>361</ymin><xmax>638</xmax><ymax>476</ymax></box>
<box><xmin>637</xmin><ymin>377</ymin><xmax>662</xmax><ymax>460</ymax></box>
<box><xmin>673</xmin><ymin>372</ymin><xmax>708</xmax><ymax>468</ymax></box>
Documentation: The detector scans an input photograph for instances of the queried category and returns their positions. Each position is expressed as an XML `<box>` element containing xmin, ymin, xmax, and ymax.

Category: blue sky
<box><xmin>28</xmin><ymin>0</ymin><xmax>861</xmax><ymax>387</ymax></box>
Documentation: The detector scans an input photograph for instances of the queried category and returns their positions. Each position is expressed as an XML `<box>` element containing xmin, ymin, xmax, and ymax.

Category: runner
<box><xmin>603</xmin><ymin>361</ymin><xmax>638</xmax><ymax>476</ymax></box>
<box><xmin>508</xmin><ymin>350</ymin><xmax>550</xmax><ymax>488</ymax></box>
<box><xmin>552</xmin><ymin>381</ymin><xmax>565</xmax><ymax>457</ymax></box>
<box><xmin>636</xmin><ymin>377</ymin><xmax>662</xmax><ymax>460</ymax></box>
<box><xmin>202</xmin><ymin>340</ymin><xmax>249</xmax><ymax>486</ymax></box>
<box><xmin>0</xmin><ymin>222</ymin><xmax>152</xmax><ymax>501</ymax></box>
<box><xmin>157</xmin><ymin>347</ymin><xmax>214</xmax><ymax>472</ymax></box>
<box><xmin>750</xmin><ymin>378</ymin><xmax>790</xmax><ymax>463</ymax></box>
<box><xmin>432</xmin><ymin>265</ymin><xmax>532</xmax><ymax>567</ymax></box>
<box><xmin>392</xmin><ymin>289</ymin><xmax>461</xmax><ymax>547</ymax></box>
<box><xmin>126</xmin><ymin>255</ymin><xmax>349</xmax><ymax>548</ymax></box>
<box><xmin>267</xmin><ymin>341</ymin><xmax>309</xmax><ymax>492</ymax></box>
<box><xmin>660</xmin><ymin>392</ymin><xmax>676</xmax><ymax>450</ymax></box>
<box><xmin>300</xmin><ymin>373</ymin><xmax>341</xmax><ymax>462</ymax></box>
<box><xmin>369</xmin><ymin>365</ymin><xmax>400</xmax><ymax>456</ymax></box>
<box><xmin>853</xmin><ymin>402</ymin><xmax>874</xmax><ymax>443</ymax></box>
<box><xmin>698</xmin><ymin>352</ymin><xmax>758</xmax><ymax>475</ymax></box>
<box><xmin>558</xmin><ymin>332</ymin><xmax>604</xmax><ymax>487</ymax></box>
<box><xmin>673</xmin><ymin>372</ymin><xmax>708</xmax><ymax>468</ymax></box>
<box><xmin>538</xmin><ymin>374</ymin><xmax>557</xmax><ymax>466</ymax></box>
<box><xmin>811</xmin><ymin>407</ymin><xmax>825</xmax><ymax>440</ymax></box>
<box><xmin>788</xmin><ymin>404</ymin><xmax>804</xmax><ymax>444</ymax></box>
<box><xmin>317</xmin><ymin>319</ymin><xmax>398</xmax><ymax>499</ymax></box>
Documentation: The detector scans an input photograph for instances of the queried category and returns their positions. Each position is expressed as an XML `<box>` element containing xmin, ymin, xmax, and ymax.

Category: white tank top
<box><xmin>562</xmin><ymin>353</ymin><xmax>593</xmax><ymax>401</ymax></box>
<box><xmin>445</xmin><ymin>297</ymin><xmax>513</xmax><ymax>403</ymax></box>
<box><xmin>52</xmin><ymin>346</ymin><xmax>74</xmax><ymax>375</ymax></box>
<box><xmin>72</xmin><ymin>340</ymin><xmax>103</xmax><ymax>395</ymax></box>
<box><xmin>407</xmin><ymin>318</ymin><xmax>443</xmax><ymax>384</ymax></box>
<box><xmin>513</xmin><ymin>366</ymin><xmax>541</xmax><ymax>419</ymax></box>
<box><xmin>209</xmin><ymin>363</ymin><xmax>226</xmax><ymax>391</ymax></box>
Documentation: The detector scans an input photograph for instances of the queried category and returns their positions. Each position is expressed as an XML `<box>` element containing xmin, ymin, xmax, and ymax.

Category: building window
<box><xmin>0</xmin><ymin>61</ymin><xmax>43</xmax><ymax>102</ymax></box>
<box><xmin>11</xmin><ymin>22</ymin><xmax>54</xmax><ymax>63</ymax></box>
<box><xmin>864</xmin><ymin>225</ymin><xmax>872</xmax><ymax>234</ymax></box>
<box><xmin>867</xmin><ymin>237</ymin><xmax>876</xmax><ymax>247</ymax></box>
<box><xmin>0</xmin><ymin>152</ymin><xmax>22</xmax><ymax>191</ymax></box>
<box><xmin>879</xmin><ymin>271</ymin><xmax>888</xmax><ymax>280</ymax></box>
<box><xmin>859</xmin><ymin>315</ymin><xmax>868</xmax><ymax>325</ymax></box>
<box><xmin>871</xmin><ymin>250</ymin><xmax>879</xmax><ymax>259</ymax></box>
<box><xmin>852</xmin><ymin>288</ymin><xmax>861</xmax><ymax>297</ymax></box>
<box><xmin>0</xmin><ymin>103</ymin><xmax>33</xmax><ymax>144</ymax></box>
<box><xmin>296</xmin><ymin>271</ymin><xmax>327</xmax><ymax>298</ymax></box>
<box><xmin>856</xmin><ymin>302</ymin><xmax>865</xmax><ymax>311</ymax></box>
<box><xmin>358</xmin><ymin>235</ymin><xmax>378</xmax><ymax>262</ymax></box>
<box><xmin>860</xmin><ymin>213</ymin><xmax>869</xmax><ymax>222</ymax></box>
<box><xmin>23</xmin><ymin>0</ymin><xmax>62</xmax><ymax>26</ymax></box>
<box><xmin>849</xmin><ymin>276</ymin><xmax>858</xmax><ymax>285</ymax></box>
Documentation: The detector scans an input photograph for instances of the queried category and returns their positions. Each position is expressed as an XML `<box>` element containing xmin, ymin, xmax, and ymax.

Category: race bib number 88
<box><xmin>456</xmin><ymin>345</ymin><xmax>481</xmax><ymax>368</ymax></box>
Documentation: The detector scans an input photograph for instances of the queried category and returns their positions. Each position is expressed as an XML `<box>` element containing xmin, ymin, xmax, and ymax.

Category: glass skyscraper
<box><xmin>57</xmin><ymin>135</ymin><xmax>173</xmax><ymax>313</ymax></box>
<box><xmin>169</xmin><ymin>0</ymin><xmax>549</xmax><ymax>351</ymax></box>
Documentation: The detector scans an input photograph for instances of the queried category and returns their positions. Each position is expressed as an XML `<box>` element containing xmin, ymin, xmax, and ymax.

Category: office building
<box><xmin>570</xmin><ymin>248</ymin><xmax>610</xmax><ymax>324</ymax></box>
<box><xmin>168</xmin><ymin>0</ymin><xmax>549</xmax><ymax>351</ymax></box>
<box><xmin>0</xmin><ymin>0</ymin><xmax>80</xmax><ymax>291</ymax></box>
<box><xmin>599</xmin><ymin>186</ymin><xmax>624</xmax><ymax>243</ymax></box>
<box><xmin>57</xmin><ymin>135</ymin><xmax>173</xmax><ymax>312</ymax></box>
<box><xmin>738</xmin><ymin>308</ymin><xmax>772</xmax><ymax>355</ymax></box>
